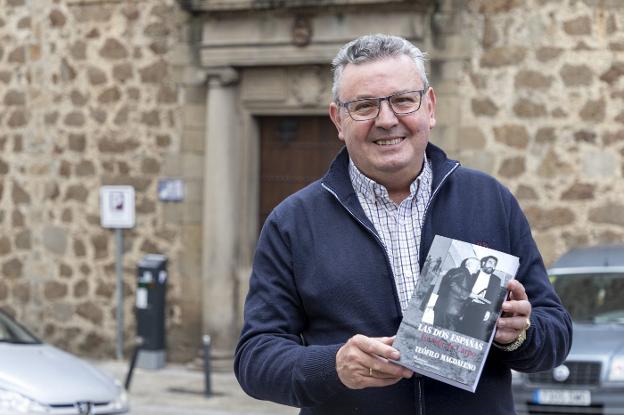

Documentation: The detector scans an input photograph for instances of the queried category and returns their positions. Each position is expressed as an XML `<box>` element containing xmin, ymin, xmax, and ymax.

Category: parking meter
<box><xmin>135</xmin><ymin>254</ymin><xmax>168</xmax><ymax>369</ymax></box>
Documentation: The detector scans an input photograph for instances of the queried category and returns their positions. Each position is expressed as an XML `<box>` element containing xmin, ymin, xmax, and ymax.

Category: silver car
<box><xmin>512</xmin><ymin>244</ymin><xmax>624</xmax><ymax>415</ymax></box>
<box><xmin>0</xmin><ymin>309</ymin><xmax>129</xmax><ymax>415</ymax></box>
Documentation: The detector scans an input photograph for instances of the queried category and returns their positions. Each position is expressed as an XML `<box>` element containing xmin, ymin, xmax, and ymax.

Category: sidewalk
<box><xmin>94</xmin><ymin>359</ymin><xmax>298</xmax><ymax>415</ymax></box>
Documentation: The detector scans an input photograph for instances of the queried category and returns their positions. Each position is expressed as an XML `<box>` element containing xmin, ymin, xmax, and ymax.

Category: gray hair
<box><xmin>331</xmin><ymin>34</ymin><xmax>429</xmax><ymax>102</ymax></box>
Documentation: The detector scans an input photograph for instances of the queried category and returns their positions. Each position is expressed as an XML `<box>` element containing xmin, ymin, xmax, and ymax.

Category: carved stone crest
<box><xmin>290</xmin><ymin>66</ymin><xmax>327</xmax><ymax>107</ymax></box>
<box><xmin>292</xmin><ymin>15</ymin><xmax>313</xmax><ymax>47</ymax></box>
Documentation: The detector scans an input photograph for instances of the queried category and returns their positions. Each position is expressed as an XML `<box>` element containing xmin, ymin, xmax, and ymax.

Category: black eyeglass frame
<box><xmin>337</xmin><ymin>86</ymin><xmax>429</xmax><ymax>121</ymax></box>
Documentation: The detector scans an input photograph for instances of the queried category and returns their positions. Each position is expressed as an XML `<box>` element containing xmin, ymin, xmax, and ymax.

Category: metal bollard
<box><xmin>202</xmin><ymin>334</ymin><xmax>212</xmax><ymax>397</ymax></box>
<box><xmin>124</xmin><ymin>337</ymin><xmax>143</xmax><ymax>390</ymax></box>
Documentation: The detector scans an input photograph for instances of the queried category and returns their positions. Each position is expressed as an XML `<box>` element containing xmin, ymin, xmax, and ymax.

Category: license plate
<box><xmin>533</xmin><ymin>389</ymin><xmax>591</xmax><ymax>406</ymax></box>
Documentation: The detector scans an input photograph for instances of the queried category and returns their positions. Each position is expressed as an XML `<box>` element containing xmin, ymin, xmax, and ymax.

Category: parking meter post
<box><xmin>203</xmin><ymin>334</ymin><xmax>212</xmax><ymax>397</ymax></box>
<box><xmin>124</xmin><ymin>336</ymin><xmax>143</xmax><ymax>391</ymax></box>
<box><xmin>115</xmin><ymin>228</ymin><xmax>124</xmax><ymax>360</ymax></box>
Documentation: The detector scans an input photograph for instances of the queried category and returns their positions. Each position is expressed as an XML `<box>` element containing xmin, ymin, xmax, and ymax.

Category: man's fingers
<box><xmin>365</xmin><ymin>354</ymin><xmax>413</xmax><ymax>380</ymax></box>
<box><xmin>501</xmin><ymin>298</ymin><xmax>531</xmax><ymax>316</ymax></box>
<box><xmin>507</xmin><ymin>280</ymin><xmax>528</xmax><ymax>301</ymax></box>
<box><xmin>337</xmin><ymin>335</ymin><xmax>412</xmax><ymax>389</ymax></box>
<box><xmin>354</xmin><ymin>334</ymin><xmax>400</xmax><ymax>361</ymax></box>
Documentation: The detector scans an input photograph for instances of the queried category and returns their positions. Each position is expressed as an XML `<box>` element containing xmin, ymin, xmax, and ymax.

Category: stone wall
<box><xmin>454</xmin><ymin>0</ymin><xmax>624</xmax><ymax>264</ymax></box>
<box><xmin>1</xmin><ymin>0</ymin><xmax>622</xmax><ymax>361</ymax></box>
<box><xmin>0</xmin><ymin>0</ymin><xmax>199</xmax><ymax>360</ymax></box>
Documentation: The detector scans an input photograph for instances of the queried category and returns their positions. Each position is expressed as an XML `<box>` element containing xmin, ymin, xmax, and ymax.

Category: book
<box><xmin>393</xmin><ymin>235</ymin><xmax>519</xmax><ymax>392</ymax></box>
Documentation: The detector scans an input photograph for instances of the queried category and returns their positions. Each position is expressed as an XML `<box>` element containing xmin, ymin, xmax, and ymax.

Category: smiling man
<box><xmin>235</xmin><ymin>34</ymin><xmax>572</xmax><ymax>415</ymax></box>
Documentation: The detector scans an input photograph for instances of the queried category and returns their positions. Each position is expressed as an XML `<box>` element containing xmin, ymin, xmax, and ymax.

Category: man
<box><xmin>432</xmin><ymin>257</ymin><xmax>480</xmax><ymax>331</ymax></box>
<box><xmin>235</xmin><ymin>34</ymin><xmax>572</xmax><ymax>414</ymax></box>
<box><xmin>459</xmin><ymin>256</ymin><xmax>506</xmax><ymax>338</ymax></box>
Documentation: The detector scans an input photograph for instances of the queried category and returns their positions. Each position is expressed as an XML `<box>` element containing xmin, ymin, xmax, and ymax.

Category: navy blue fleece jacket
<box><xmin>235</xmin><ymin>144</ymin><xmax>572</xmax><ymax>415</ymax></box>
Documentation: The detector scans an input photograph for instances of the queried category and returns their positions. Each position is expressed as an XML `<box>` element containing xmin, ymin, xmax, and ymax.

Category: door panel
<box><xmin>259</xmin><ymin>116</ymin><xmax>342</xmax><ymax>229</ymax></box>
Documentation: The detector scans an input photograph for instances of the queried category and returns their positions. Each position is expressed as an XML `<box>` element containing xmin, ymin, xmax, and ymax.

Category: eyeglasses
<box><xmin>338</xmin><ymin>88</ymin><xmax>428</xmax><ymax>121</ymax></box>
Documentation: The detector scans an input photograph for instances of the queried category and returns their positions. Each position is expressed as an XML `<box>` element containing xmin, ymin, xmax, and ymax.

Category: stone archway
<box><xmin>181</xmin><ymin>0</ymin><xmax>468</xmax><ymax>355</ymax></box>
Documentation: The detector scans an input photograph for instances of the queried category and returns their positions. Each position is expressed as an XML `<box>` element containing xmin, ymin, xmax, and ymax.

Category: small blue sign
<box><xmin>158</xmin><ymin>178</ymin><xmax>184</xmax><ymax>202</ymax></box>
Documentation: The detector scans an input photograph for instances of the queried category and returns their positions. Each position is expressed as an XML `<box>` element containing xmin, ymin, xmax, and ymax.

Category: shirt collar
<box><xmin>348</xmin><ymin>154</ymin><xmax>432</xmax><ymax>203</ymax></box>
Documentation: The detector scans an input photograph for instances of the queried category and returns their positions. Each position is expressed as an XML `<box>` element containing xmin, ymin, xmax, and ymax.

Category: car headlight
<box><xmin>0</xmin><ymin>388</ymin><xmax>49</xmax><ymax>414</ymax></box>
<box><xmin>110</xmin><ymin>382</ymin><xmax>129</xmax><ymax>412</ymax></box>
<box><xmin>609</xmin><ymin>356</ymin><xmax>624</xmax><ymax>381</ymax></box>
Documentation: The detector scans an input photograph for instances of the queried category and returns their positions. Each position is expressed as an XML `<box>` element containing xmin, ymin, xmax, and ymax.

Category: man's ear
<box><xmin>329</xmin><ymin>102</ymin><xmax>345</xmax><ymax>142</ymax></box>
<box><xmin>425</xmin><ymin>87</ymin><xmax>436</xmax><ymax>130</ymax></box>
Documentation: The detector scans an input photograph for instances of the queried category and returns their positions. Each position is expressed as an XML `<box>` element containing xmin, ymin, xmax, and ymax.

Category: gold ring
<box><xmin>369</xmin><ymin>367</ymin><xmax>373</xmax><ymax>377</ymax></box>
<box><xmin>524</xmin><ymin>318</ymin><xmax>531</xmax><ymax>331</ymax></box>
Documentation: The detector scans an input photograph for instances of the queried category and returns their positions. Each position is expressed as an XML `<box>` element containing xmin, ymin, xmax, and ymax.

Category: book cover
<box><xmin>393</xmin><ymin>235</ymin><xmax>520</xmax><ymax>392</ymax></box>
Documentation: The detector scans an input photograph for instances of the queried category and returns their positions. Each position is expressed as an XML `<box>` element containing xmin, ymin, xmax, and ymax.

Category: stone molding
<box><xmin>240</xmin><ymin>65</ymin><xmax>331</xmax><ymax>112</ymax></box>
<box><xmin>67</xmin><ymin>0</ymin><xmax>123</xmax><ymax>4</ymax></box>
<box><xmin>186</xmin><ymin>0</ymin><xmax>415</xmax><ymax>12</ymax></box>
<box><xmin>198</xmin><ymin>10</ymin><xmax>428</xmax><ymax>67</ymax></box>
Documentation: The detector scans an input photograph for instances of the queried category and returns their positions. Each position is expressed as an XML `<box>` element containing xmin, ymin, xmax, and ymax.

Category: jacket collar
<box><xmin>322</xmin><ymin>142</ymin><xmax>459</xmax><ymax>206</ymax></box>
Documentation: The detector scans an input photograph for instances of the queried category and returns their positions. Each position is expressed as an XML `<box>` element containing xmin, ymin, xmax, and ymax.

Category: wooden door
<box><xmin>259</xmin><ymin>116</ymin><xmax>342</xmax><ymax>229</ymax></box>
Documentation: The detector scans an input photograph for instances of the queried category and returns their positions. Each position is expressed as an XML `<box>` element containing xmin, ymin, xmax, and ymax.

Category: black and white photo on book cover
<box><xmin>393</xmin><ymin>235</ymin><xmax>520</xmax><ymax>392</ymax></box>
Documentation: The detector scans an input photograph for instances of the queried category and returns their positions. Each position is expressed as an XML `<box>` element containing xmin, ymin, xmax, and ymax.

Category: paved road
<box><xmin>94</xmin><ymin>359</ymin><xmax>298</xmax><ymax>415</ymax></box>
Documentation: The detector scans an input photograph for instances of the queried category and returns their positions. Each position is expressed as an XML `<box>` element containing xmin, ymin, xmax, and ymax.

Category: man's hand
<box><xmin>336</xmin><ymin>335</ymin><xmax>413</xmax><ymax>389</ymax></box>
<box><xmin>495</xmin><ymin>280</ymin><xmax>532</xmax><ymax>345</ymax></box>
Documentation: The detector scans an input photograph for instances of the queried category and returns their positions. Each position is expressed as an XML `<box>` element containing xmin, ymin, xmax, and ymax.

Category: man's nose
<box><xmin>375</xmin><ymin>99</ymin><xmax>398</xmax><ymax>128</ymax></box>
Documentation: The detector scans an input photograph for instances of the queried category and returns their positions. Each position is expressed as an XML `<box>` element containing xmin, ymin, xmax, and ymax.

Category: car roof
<box><xmin>548</xmin><ymin>244</ymin><xmax>624</xmax><ymax>275</ymax></box>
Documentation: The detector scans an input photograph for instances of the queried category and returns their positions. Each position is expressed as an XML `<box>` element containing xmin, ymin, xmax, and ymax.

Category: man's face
<box><xmin>482</xmin><ymin>258</ymin><xmax>497</xmax><ymax>274</ymax></box>
<box><xmin>465</xmin><ymin>258</ymin><xmax>480</xmax><ymax>275</ymax></box>
<box><xmin>329</xmin><ymin>55</ymin><xmax>436</xmax><ymax>186</ymax></box>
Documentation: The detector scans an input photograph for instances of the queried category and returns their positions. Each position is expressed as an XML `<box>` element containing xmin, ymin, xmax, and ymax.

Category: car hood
<box><xmin>0</xmin><ymin>343</ymin><xmax>121</xmax><ymax>404</ymax></box>
<box><xmin>570</xmin><ymin>324</ymin><xmax>624</xmax><ymax>358</ymax></box>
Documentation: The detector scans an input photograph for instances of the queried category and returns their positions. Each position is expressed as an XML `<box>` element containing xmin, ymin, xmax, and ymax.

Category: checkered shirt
<box><xmin>349</xmin><ymin>157</ymin><xmax>433</xmax><ymax>312</ymax></box>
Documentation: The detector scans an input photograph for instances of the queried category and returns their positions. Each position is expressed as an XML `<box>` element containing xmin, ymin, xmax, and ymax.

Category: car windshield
<box><xmin>551</xmin><ymin>273</ymin><xmax>624</xmax><ymax>324</ymax></box>
<box><xmin>0</xmin><ymin>310</ymin><xmax>41</xmax><ymax>344</ymax></box>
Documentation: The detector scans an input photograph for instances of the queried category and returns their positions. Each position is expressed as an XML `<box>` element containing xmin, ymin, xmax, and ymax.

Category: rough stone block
<box><xmin>2</xmin><ymin>257</ymin><xmax>23</xmax><ymax>279</ymax></box>
<box><xmin>139</xmin><ymin>60</ymin><xmax>168</xmax><ymax>83</ymax></box>
<box><xmin>14</xmin><ymin>230</ymin><xmax>30</xmax><ymax>249</ymax></box>
<box><xmin>49</xmin><ymin>9</ymin><xmax>67</xmax><ymax>27</ymax></box>
<box><xmin>589</xmin><ymin>203</ymin><xmax>624</xmax><ymax>226</ymax></box>
<box><xmin>600</xmin><ymin>62</ymin><xmax>624</xmax><ymax>84</ymax></box>
<box><xmin>87</xmin><ymin>67</ymin><xmax>108</xmax><ymax>85</ymax></box>
<box><xmin>42</xmin><ymin>225</ymin><xmax>68</xmax><ymax>255</ymax></box>
<box><xmin>561</xmin><ymin>183</ymin><xmax>594</xmax><ymax>200</ymax></box>
<box><xmin>13</xmin><ymin>283</ymin><xmax>30</xmax><ymax>302</ymax></box>
<box><xmin>493</xmin><ymin>124</ymin><xmax>530</xmax><ymax>148</ymax></box>
<box><xmin>563</xmin><ymin>15</ymin><xmax>592</xmax><ymax>35</ymax></box>
<box><xmin>471</xmin><ymin>97</ymin><xmax>498</xmax><ymax>116</ymax></box>
<box><xmin>498</xmin><ymin>156</ymin><xmax>525</xmax><ymax>178</ymax></box>
<box><xmin>579</xmin><ymin>98</ymin><xmax>606</xmax><ymax>122</ymax></box>
<box><xmin>525</xmin><ymin>206</ymin><xmax>575</xmax><ymax>230</ymax></box>
<box><xmin>480</xmin><ymin>46</ymin><xmax>527</xmax><ymax>67</ymax></box>
<box><xmin>560</xmin><ymin>64</ymin><xmax>593</xmax><ymax>86</ymax></box>
<box><xmin>77</xmin><ymin>302</ymin><xmax>103</xmax><ymax>325</ymax></box>
<box><xmin>64</xmin><ymin>184</ymin><xmax>89</xmax><ymax>201</ymax></box>
<box><xmin>515</xmin><ymin>70</ymin><xmax>552</xmax><ymax>89</ymax></box>
<box><xmin>73</xmin><ymin>280</ymin><xmax>89</xmax><ymax>298</ymax></box>
<box><xmin>4</xmin><ymin>90</ymin><xmax>26</xmax><ymax>106</ymax></box>
<box><xmin>64</xmin><ymin>111</ymin><xmax>86</xmax><ymax>127</ymax></box>
<box><xmin>11</xmin><ymin>181</ymin><xmax>30</xmax><ymax>204</ymax></box>
<box><xmin>574</xmin><ymin>130</ymin><xmax>596</xmax><ymax>143</ymax></box>
<box><xmin>97</xmin><ymin>86</ymin><xmax>121</xmax><ymax>104</ymax></box>
<box><xmin>535</xmin><ymin>47</ymin><xmax>563</xmax><ymax>62</ymax></box>
<box><xmin>44</xmin><ymin>281</ymin><xmax>68</xmax><ymax>300</ymax></box>
<box><xmin>515</xmin><ymin>184</ymin><xmax>538</xmax><ymax>200</ymax></box>
<box><xmin>513</xmin><ymin>98</ymin><xmax>546</xmax><ymax>118</ymax></box>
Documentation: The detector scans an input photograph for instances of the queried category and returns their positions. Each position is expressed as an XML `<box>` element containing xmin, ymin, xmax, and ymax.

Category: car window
<box><xmin>0</xmin><ymin>311</ymin><xmax>41</xmax><ymax>344</ymax></box>
<box><xmin>551</xmin><ymin>273</ymin><xmax>624</xmax><ymax>324</ymax></box>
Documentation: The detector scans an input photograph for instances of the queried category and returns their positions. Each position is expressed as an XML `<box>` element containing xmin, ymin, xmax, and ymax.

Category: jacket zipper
<box><xmin>420</xmin><ymin>162</ymin><xmax>460</xmax><ymax>258</ymax></box>
<box><xmin>416</xmin><ymin>161</ymin><xmax>459</xmax><ymax>415</ymax></box>
<box><xmin>323</xmin><ymin>160</ymin><xmax>459</xmax><ymax>415</ymax></box>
